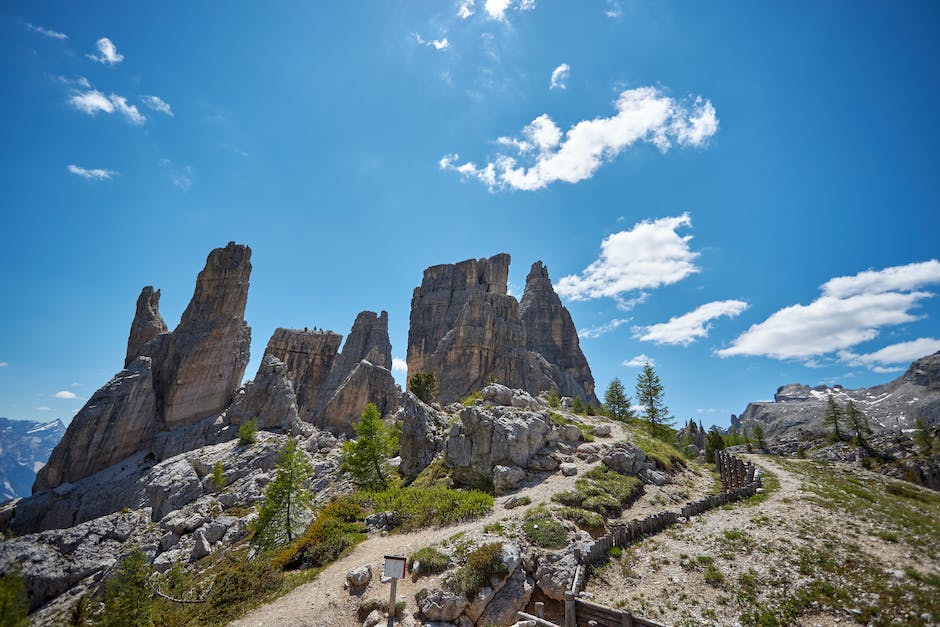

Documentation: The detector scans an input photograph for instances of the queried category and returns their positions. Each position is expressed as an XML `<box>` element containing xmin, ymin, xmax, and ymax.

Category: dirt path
<box><xmin>231</xmin><ymin>422</ymin><xmax>711</xmax><ymax>627</ymax></box>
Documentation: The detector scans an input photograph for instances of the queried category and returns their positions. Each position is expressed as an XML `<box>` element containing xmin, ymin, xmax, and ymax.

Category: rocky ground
<box><xmin>585</xmin><ymin>455</ymin><xmax>940</xmax><ymax>627</ymax></box>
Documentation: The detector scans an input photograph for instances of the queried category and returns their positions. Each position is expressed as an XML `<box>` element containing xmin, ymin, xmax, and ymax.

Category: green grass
<box><xmin>357</xmin><ymin>485</ymin><xmax>493</xmax><ymax>531</ymax></box>
<box><xmin>552</xmin><ymin>466</ymin><xmax>643</xmax><ymax>518</ymax></box>
<box><xmin>624</xmin><ymin>424</ymin><xmax>687</xmax><ymax>472</ymax></box>
<box><xmin>408</xmin><ymin>455</ymin><xmax>453</xmax><ymax>489</ymax></box>
<box><xmin>559</xmin><ymin>507</ymin><xmax>605</xmax><ymax>531</ymax></box>
<box><xmin>521</xmin><ymin>505</ymin><xmax>569</xmax><ymax>549</ymax></box>
<box><xmin>410</xmin><ymin>546</ymin><xmax>450</xmax><ymax>576</ymax></box>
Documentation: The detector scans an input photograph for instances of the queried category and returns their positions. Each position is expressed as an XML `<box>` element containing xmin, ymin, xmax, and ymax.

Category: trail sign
<box><xmin>384</xmin><ymin>555</ymin><xmax>407</xmax><ymax>580</ymax></box>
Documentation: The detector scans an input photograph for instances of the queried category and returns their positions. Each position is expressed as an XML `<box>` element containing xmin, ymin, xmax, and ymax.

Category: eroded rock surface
<box><xmin>125</xmin><ymin>286</ymin><xmax>167</xmax><ymax>367</ymax></box>
<box><xmin>263</xmin><ymin>328</ymin><xmax>342</xmax><ymax>416</ymax></box>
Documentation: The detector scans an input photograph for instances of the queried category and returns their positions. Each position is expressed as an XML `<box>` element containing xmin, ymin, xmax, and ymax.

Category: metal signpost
<box><xmin>383</xmin><ymin>555</ymin><xmax>407</xmax><ymax>626</ymax></box>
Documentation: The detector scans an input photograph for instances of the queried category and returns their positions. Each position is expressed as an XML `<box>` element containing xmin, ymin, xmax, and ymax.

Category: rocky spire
<box><xmin>35</xmin><ymin>243</ymin><xmax>253</xmax><ymax>492</ymax></box>
<box><xmin>125</xmin><ymin>286</ymin><xmax>167</xmax><ymax>367</ymax></box>
<box><xmin>520</xmin><ymin>261</ymin><xmax>598</xmax><ymax>405</ymax></box>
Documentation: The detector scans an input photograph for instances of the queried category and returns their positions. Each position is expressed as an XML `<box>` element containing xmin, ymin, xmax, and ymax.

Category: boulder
<box><xmin>560</xmin><ymin>463</ymin><xmax>578</xmax><ymax>477</ymax></box>
<box><xmin>493</xmin><ymin>465</ymin><xmax>527</xmax><ymax>494</ymax></box>
<box><xmin>593</xmin><ymin>424</ymin><xmax>612</xmax><ymax>437</ymax></box>
<box><xmin>398</xmin><ymin>393</ymin><xmax>451</xmax><ymax>480</ymax></box>
<box><xmin>535</xmin><ymin>551</ymin><xmax>579</xmax><ymax>601</ymax></box>
<box><xmin>190</xmin><ymin>529</ymin><xmax>211</xmax><ymax>561</ymax></box>
<box><xmin>478</xmin><ymin>567</ymin><xmax>535</xmax><ymax>626</ymax></box>
<box><xmin>417</xmin><ymin>587</ymin><xmax>467</xmax><ymax>622</ymax></box>
<box><xmin>602</xmin><ymin>442</ymin><xmax>650</xmax><ymax>476</ymax></box>
<box><xmin>481</xmin><ymin>384</ymin><xmax>514</xmax><ymax>406</ymax></box>
<box><xmin>346</xmin><ymin>564</ymin><xmax>372</xmax><ymax>590</ymax></box>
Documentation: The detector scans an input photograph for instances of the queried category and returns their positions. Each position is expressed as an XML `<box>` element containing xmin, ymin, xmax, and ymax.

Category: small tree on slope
<box><xmin>823</xmin><ymin>394</ymin><xmax>844</xmax><ymax>441</ymax></box>
<box><xmin>252</xmin><ymin>437</ymin><xmax>313</xmax><ymax>550</ymax></box>
<box><xmin>845</xmin><ymin>400</ymin><xmax>872</xmax><ymax>447</ymax></box>
<box><xmin>341</xmin><ymin>402</ymin><xmax>399</xmax><ymax>490</ymax></box>
<box><xmin>635</xmin><ymin>363</ymin><xmax>673</xmax><ymax>437</ymax></box>
<box><xmin>603</xmin><ymin>378</ymin><xmax>634</xmax><ymax>421</ymax></box>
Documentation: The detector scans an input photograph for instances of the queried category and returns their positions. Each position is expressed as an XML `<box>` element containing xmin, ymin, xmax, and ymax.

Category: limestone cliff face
<box><xmin>125</xmin><ymin>286</ymin><xmax>167</xmax><ymax>367</ymax></box>
<box><xmin>263</xmin><ymin>328</ymin><xmax>342</xmax><ymax>416</ymax></box>
<box><xmin>520</xmin><ymin>262</ymin><xmax>598</xmax><ymax>405</ymax></box>
<box><xmin>406</xmin><ymin>254</ymin><xmax>598</xmax><ymax>405</ymax></box>
<box><xmin>34</xmin><ymin>243</ymin><xmax>252</xmax><ymax>492</ymax></box>
<box><xmin>151</xmin><ymin>243</ymin><xmax>252</xmax><ymax>430</ymax></box>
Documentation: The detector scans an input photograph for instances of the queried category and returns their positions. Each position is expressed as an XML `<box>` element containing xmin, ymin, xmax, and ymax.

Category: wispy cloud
<box><xmin>550</xmin><ymin>63</ymin><xmax>570</xmax><ymax>90</ymax></box>
<box><xmin>457</xmin><ymin>0</ymin><xmax>476</xmax><ymax>19</ymax></box>
<box><xmin>87</xmin><ymin>37</ymin><xmax>124</xmax><ymax>65</ymax></box>
<box><xmin>718</xmin><ymin>260</ymin><xmax>940</xmax><ymax>365</ymax></box>
<box><xmin>623</xmin><ymin>354</ymin><xmax>654</xmax><ymax>368</ymax></box>
<box><xmin>484</xmin><ymin>0</ymin><xmax>536</xmax><ymax>21</ymax></box>
<box><xmin>54</xmin><ymin>390</ymin><xmax>79</xmax><ymax>399</ymax></box>
<box><xmin>25</xmin><ymin>23</ymin><xmax>67</xmax><ymax>40</ymax></box>
<box><xmin>68</xmin><ymin>164</ymin><xmax>118</xmax><ymax>180</ymax></box>
<box><xmin>441</xmin><ymin>87</ymin><xmax>717</xmax><ymax>190</ymax></box>
<box><xmin>414</xmin><ymin>34</ymin><xmax>450</xmax><ymax>50</ymax></box>
<box><xmin>579</xmin><ymin>318</ymin><xmax>630</xmax><ymax>339</ymax></box>
<box><xmin>68</xmin><ymin>83</ymin><xmax>146</xmax><ymax>125</ymax></box>
<box><xmin>634</xmin><ymin>300</ymin><xmax>749</xmax><ymax>346</ymax></box>
<box><xmin>839</xmin><ymin>337</ymin><xmax>940</xmax><ymax>373</ymax></box>
<box><xmin>392</xmin><ymin>357</ymin><xmax>408</xmax><ymax>374</ymax></box>
<box><xmin>141</xmin><ymin>95</ymin><xmax>173</xmax><ymax>117</ymax></box>
<box><xmin>36</xmin><ymin>406</ymin><xmax>52</xmax><ymax>411</ymax></box>
<box><xmin>0</xmin><ymin>361</ymin><xmax>8</xmax><ymax>367</ymax></box>
<box><xmin>159</xmin><ymin>159</ymin><xmax>193</xmax><ymax>190</ymax></box>
<box><xmin>555</xmin><ymin>214</ymin><xmax>699</xmax><ymax>301</ymax></box>
<box><xmin>604</xmin><ymin>1</ymin><xmax>623</xmax><ymax>18</ymax></box>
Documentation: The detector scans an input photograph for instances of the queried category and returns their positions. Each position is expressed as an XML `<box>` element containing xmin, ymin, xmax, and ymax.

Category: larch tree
<box><xmin>252</xmin><ymin>437</ymin><xmax>313</xmax><ymax>550</ymax></box>
<box><xmin>635</xmin><ymin>362</ymin><xmax>673</xmax><ymax>437</ymax></box>
<box><xmin>341</xmin><ymin>402</ymin><xmax>398</xmax><ymax>490</ymax></box>
<box><xmin>823</xmin><ymin>394</ymin><xmax>844</xmax><ymax>441</ymax></box>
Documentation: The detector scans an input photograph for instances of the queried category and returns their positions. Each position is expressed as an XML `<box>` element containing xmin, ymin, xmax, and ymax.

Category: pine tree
<box><xmin>635</xmin><ymin>363</ymin><xmax>673</xmax><ymax>437</ymax></box>
<box><xmin>823</xmin><ymin>394</ymin><xmax>844</xmax><ymax>441</ymax></box>
<box><xmin>571</xmin><ymin>396</ymin><xmax>586</xmax><ymax>415</ymax></box>
<box><xmin>210</xmin><ymin>461</ymin><xmax>227</xmax><ymax>492</ymax></box>
<box><xmin>603</xmin><ymin>378</ymin><xmax>634</xmax><ymax>421</ymax></box>
<box><xmin>704</xmin><ymin>426</ymin><xmax>725</xmax><ymax>463</ymax></box>
<box><xmin>238</xmin><ymin>417</ymin><xmax>258</xmax><ymax>446</ymax></box>
<box><xmin>252</xmin><ymin>437</ymin><xmax>313</xmax><ymax>550</ymax></box>
<box><xmin>341</xmin><ymin>402</ymin><xmax>399</xmax><ymax>490</ymax></box>
<box><xmin>845</xmin><ymin>401</ymin><xmax>872</xmax><ymax>447</ymax></box>
<box><xmin>752</xmin><ymin>423</ymin><xmax>765</xmax><ymax>450</ymax></box>
<box><xmin>546</xmin><ymin>388</ymin><xmax>561</xmax><ymax>408</ymax></box>
<box><xmin>408</xmin><ymin>371</ymin><xmax>439</xmax><ymax>404</ymax></box>
<box><xmin>0</xmin><ymin>567</ymin><xmax>29</xmax><ymax>627</ymax></box>
<box><xmin>102</xmin><ymin>548</ymin><xmax>153</xmax><ymax>627</ymax></box>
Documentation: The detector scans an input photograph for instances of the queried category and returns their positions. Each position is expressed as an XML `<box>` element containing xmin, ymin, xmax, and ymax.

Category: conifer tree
<box><xmin>571</xmin><ymin>396</ymin><xmax>586</xmax><ymax>415</ymax></box>
<box><xmin>845</xmin><ymin>401</ymin><xmax>872</xmax><ymax>447</ymax></box>
<box><xmin>546</xmin><ymin>388</ymin><xmax>561</xmax><ymax>408</ymax></box>
<box><xmin>0</xmin><ymin>566</ymin><xmax>29</xmax><ymax>627</ymax></box>
<box><xmin>603</xmin><ymin>378</ymin><xmax>634</xmax><ymax>421</ymax></box>
<box><xmin>752</xmin><ymin>423</ymin><xmax>765</xmax><ymax>450</ymax></box>
<box><xmin>635</xmin><ymin>363</ymin><xmax>673</xmax><ymax>437</ymax></box>
<box><xmin>252</xmin><ymin>437</ymin><xmax>313</xmax><ymax>549</ymax></box>
<box><xmin>408</xmin><ymin>371</ymin><xmax>439</xmax><ymax>404</ymax></box>
<box><xmin>823</xmin><ymin>394</ymin><xmax>844</xmax><ymax>441</ymax></box>
<box><xmin>341</xmin><ymin>402</ymin><xmax>398</xmax><ymax>490</ymax></box>
<box><xmin>102</xmin><ymin>548</ymin><xmax>153</xmax><ymax>627</ymax></box>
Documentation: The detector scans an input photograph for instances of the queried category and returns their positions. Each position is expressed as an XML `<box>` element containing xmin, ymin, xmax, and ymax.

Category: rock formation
<box><xmin>263</xmin><ymin>328</ymin><xmax>342</xmax><ymax>416</ymax></box>
<box><xmin>407</xmin><ymin>254</ymin><xmax>598</xmax><ymax>404</ymax></box>
<box><xmin>125</xmin><ymin>286</ymin><xmax>167</xmax><ymax>367</ymax></box>
<box><xmin>398</xmin><ymin>392</ymin><xmax>451</xmax><ymax>481</ymax></box>
<box><xmin>226</xmin><ymin>354</ymin><xmax>300</xmax><ymax>431</ymax></box>
<box><xmin>520</xmin><ymin>261</ymin><xmax>598</xmax><ymax>404</ymax></box>
<box><xmin>34</xmin><ymin>243</ymin><xmax>252</xmax><ymax>493</ymax></box>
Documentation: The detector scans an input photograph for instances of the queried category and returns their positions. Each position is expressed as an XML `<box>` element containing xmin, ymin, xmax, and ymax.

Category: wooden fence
<box><xmin>518</xmin><ymin>453</ymin><xmax>763</xmax><ymax>626</ymax></box>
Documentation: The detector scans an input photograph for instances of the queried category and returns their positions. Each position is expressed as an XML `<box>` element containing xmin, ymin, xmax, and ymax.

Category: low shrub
<box><xmin>445</xmin><ymin>543</ymin><xmax>508</xmax><ymax>598</ymax></box>
<box><xmin>521</xmin><ymin>506</ymin><xmax>568</xmax><ymax>549</ymax></box>
<box><xmin>552</xmin><ymin>467</ymin><xmax>643</xmax><ymax>518</ymax></box>
<box><xmin>559</xmin><ymin>507</ymin><xmax>605</xmax><ymax>532</ymax></box>
<box><xmin>410</xmin><ymin>546</ymin><xmax>450</xmax><ymax>576</ymax></box>
<box><xmin>359</xmin><ymin>486</ymin><xmax>493</xmax><ymax>531</ymax></box>
<box><xmin>357</xmin><ymin>598</ymin><xmax>405</xmax><ymax>621</ymax></box>
<box><xmin>238</xmin><ymin>418</ymin><xmax>258</xmax><ymax>446</ymax></box>
<box><xmin>272</xmin><ymin>498</ymin><xmax>366</xmax><ymax>570</ymax></box>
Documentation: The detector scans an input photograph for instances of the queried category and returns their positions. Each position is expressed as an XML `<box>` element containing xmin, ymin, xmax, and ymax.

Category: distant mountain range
<box><xmin>0</xmin><ymin>418</ymin><xmax>66</xmax><ymax>502</ymax></box>
<box><xmin>732</xmin><ymin>351</ymin><xmax>940</xmax><ymax>440</ymax></box>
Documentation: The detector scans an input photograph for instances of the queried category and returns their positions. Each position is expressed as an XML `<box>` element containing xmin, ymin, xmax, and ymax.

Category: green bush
<box><xmin>560</xmin><ymin>507</ymin><xmax>605</xmax><ymax>531</ymax></box>
<box><xmin>522</xmin><ymin>506</ymin><xmax>569</xmax><ymax>549</ymax></box>
<box><xmin>102</xmin><ymin>548</ymin><xmax>153</xmax><ymax>627</ymax></box>
<box><xmin>357</xmin><ymin>598</ymin><xmax>406</xmax><ymax>621</ymax></box>
<box><xmin>409</xmin><ymin>371</ymin><xmax>439</xmax><ymax>404</ymax></box>
<box><xmin>190</xmin><ymin>553</ymin><xmax>283</xmax><ymax>625</ymax></box>
<box><xmin>410</xmin><ymin>547</ymin><xmax>451</xmax><ymax>576</ymax></box>
<box><xmin>0</xmin><ymin>567</ymin><xmax>28</xmax><ymax>627</ymax></box>
<box><xmin>547</xmin><ymin>388</ymin><xmax>561</xmax><ymax>408</ymax></box>
<box><xmin>238</xmin><ymin>418</ymin><xmax>258</xmax><ymax>446</ymax></box>
<box><xmin>461</xmin><ymin>390</ymin><xmax>483</xmax><ymax>406</ymax></box>
<box><xmin>445</xmin><ymin>543</ymin><xmax>508</xmax><ymax>598</ymax></box>
<box><xmin>552</xmin><ymin>467</ymin><xmax>642</xmax><ymax>518</ymax></box>
<box><xmin>272</xmin><ymin>498</ymin><xmax>366</xmax><ymax>570</ymax></box>
<box><xmin>210</xmin><ymin>461</ymin><xmax>227</xmax><ymax>492</ymax></box>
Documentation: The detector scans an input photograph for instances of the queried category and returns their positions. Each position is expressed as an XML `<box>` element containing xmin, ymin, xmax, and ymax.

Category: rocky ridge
<box><xmin>0</xmin><ymin>418</ymin><xmax>65</xmax><ymax>502</ymax></box>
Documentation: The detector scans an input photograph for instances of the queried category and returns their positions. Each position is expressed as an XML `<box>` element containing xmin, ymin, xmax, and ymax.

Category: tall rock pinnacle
<box><xmin>125</xmin><ymin>286</ymin><xmax>167</xmax><ymax>367</ymax></box>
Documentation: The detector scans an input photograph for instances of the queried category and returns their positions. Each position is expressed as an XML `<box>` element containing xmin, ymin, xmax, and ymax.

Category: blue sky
<box><xmin>1</xmin><ymin>1</ymin><xmax>939</xmax><ymax>428</ymax></box>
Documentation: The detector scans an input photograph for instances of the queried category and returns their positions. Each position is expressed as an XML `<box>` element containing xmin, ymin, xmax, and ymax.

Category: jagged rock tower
<box><xmin>34</xmin><ymin>242</ymin><xmax>252</xmax><ymax>492</ymax></box>
<box><xmin>407</xmin><ymin>254</ymin><xmax>598</xmax><ymax>405</ymax></box>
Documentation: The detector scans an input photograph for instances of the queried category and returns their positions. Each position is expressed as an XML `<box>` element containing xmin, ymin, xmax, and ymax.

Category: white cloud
<box><xmin>141</xmin><ymin>95</ymin><xmax>173</xmax><ymax>117</ymax></box>
<box><xmin>578</xmin><ymin>318</ymin><xmax>630</xmax><ymax>340</ymax></box>
<box><xmin>623</xmin><ymin>354</ymin><xmax>654</xmax><ymax>368</ymax></box>
<box><xmin>555</xmin><ymin>214</ymin><xmax>699</xmax><ymax>301</ymax></box>
<box><xmin>68</xmin><ymin>86</ymin><xmax>146</xmax><ymax>124</ymax></box>
<box><xmin>458</xmin><ymin>0</ymin><xmax>475</xmax><ymax>19</ymax></box>
<box><xmin>54</xmin><ymin>390</ymin><xmax>78</xmax><ymax>399</ymax></box>
<box><xmin>839</xmin><ymin>337</ymin><xmax>940</xmax><ymax>371</ymax></box>
<box><xmin>718</xmin><ymin>260</ymin><xmax>940</xmax><ymax>363</ymax></box>
<box><xmin>26</xmin><ymin>23</ymin><xmax>67</xmax><ymax>40</ymax></box>
<box><xmin>634</xmin><ymin>300</ymin><xmax>749</xmax><ymax>346</ymax></box>
<box><xmin>604</xmin><ymin>2</ymin><xmax>623</xmax><ymax>18</ymax></box>
<box><xmin>414</xmin><ymin>34</ymin><xmax>450</xmax><ymax>50</ymax></box>
<box><xmin>0</xmin><ymin>361</ymin><xmax>8</xmax><ymax>367</ymax></box>
<box><xmin>159</xmin><ymin>159</ymin><xmax>193</xmax><ymax>190</ymax></box>
<box><xmin>392</xmin><ymin>358</ymin><xmax>408</xmax><ymax>374</ymax></box>
<box><xmin>550</xmin><ymin>63</ymin><xmax>570</xmax><ymax>90</ymax></box>
<box><xmin>484</xmin><ymin>0</ymin><xmax>535</xmax><ymax>21</ymax></box>
<box><xmin>67</xmin><ymin>164</ymin><xmax>118</xmax><ymax>180</ymax></box>
<box><xmin>442</xmin><ymin>87</ymin><xmax>717</xmax><ymax>190</ymax></box>
<box><xmin>36</xmin><ymin>406</ymin><xmax>52</xmax><ymax>411</ymax></box>
<box><xmin>87</xmin><ymin>37</ymin><xmax>124</xmax><ymax>64</ymax></box>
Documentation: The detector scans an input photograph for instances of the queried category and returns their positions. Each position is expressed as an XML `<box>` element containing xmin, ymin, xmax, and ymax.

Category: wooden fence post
<box><xmin>565</xmin><ymin>591</ymin><xmax>576</xmax><ymax>627</ymax></box>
